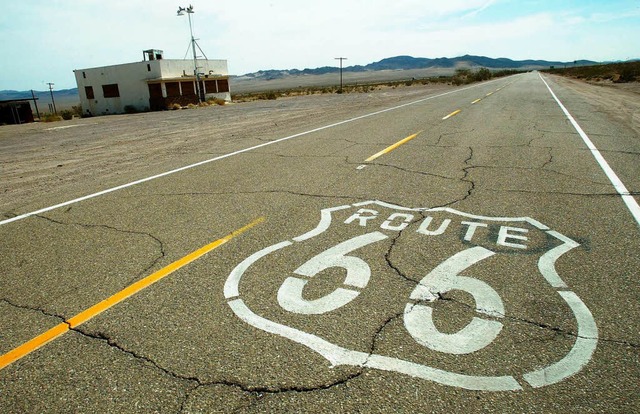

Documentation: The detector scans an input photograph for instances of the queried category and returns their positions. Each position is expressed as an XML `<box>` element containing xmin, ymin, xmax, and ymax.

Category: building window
<box><xmin>217</xmin><ymin>79</ymin><xmax>230</xmax><ymax>93</ymax></box>
<box><xmin>147</xmin><ymin>64</ymin><xmax>151</xmax><ymax>72</ymax></box>
<box><xmin>102</xmin><ymin>84</ymin><xmax>120</xmax><ymax>98</ymax></box>
<box><xmin>165</xmin><ymin>82</ymin><xmax>181</xmax><ymax>97</ymax></box>
<box><xmin>82</xmin><ymin>71</ymin><xmax>86</xmax><ymax>79</ymax></box>
<box><xmin>204</xmin><ymin>80</ymin><xmax>217</xmax><ymax>93</ymax></box>
<box><xmin>85</xmin><ymin>86</ymin><xmax>95</xmax><ymax>100</ymax></box>
<box><xmin>148</xmin><ymin>83</ymin><xmax>162</xmax><ymax>99</ymax></box>
<box><xmin>180</xmin><ymin>81</ymin><xmax>195</xmax><ymax>96</ymax></box>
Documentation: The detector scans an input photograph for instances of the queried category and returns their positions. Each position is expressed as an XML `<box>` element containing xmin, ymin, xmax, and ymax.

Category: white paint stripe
<box><xmin>1</xmin><ymin>79</ymin><xmax>506</xmax><ymax>227</ymax></box>
<box><xmin>539</xmin><ymin>73</ymin><xmax>640</xmax><ymax>228</ymax></box>
<box><xmin>293</xmin><ymin>205</ymin><xmax>351</xmax><ymax>242</ymax></box>
<box><xmin>523</xmin><ymin>291</ymin><xmax>598</xmax><ymax>388</ymax></box>
<box><xmin>223</xmin><ymin>240</ymin><xmax>292</xmax><ymax>299</ymax></box>
<box><xmin>537</xmin><ymin>231</ymin><xmax>580</xmax><ymax>289</ymax></box>
<box><xmin>45</xmin><ymin>125</ymin><xmax>82</xmax><ymax>131</ymax></box>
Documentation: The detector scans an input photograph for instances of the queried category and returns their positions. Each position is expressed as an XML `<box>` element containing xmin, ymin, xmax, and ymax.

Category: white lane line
<box><xmin>1</xmin><ymin>78</ymin><xmax>506</xmax><ymax>227</ymax></box>
<box><xmin>539</xmin><ymin>73</ymin><xmax>640</xmax><ymax>228</ymax></box>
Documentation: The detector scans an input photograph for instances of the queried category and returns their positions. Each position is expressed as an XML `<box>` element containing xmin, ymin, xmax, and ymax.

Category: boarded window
<box><xmin>165</xmin><ymin>82</ymin><xmax>180</xmax><ymax>97</ymax></box>
<box><xmin>102</xmin><ymin>84</ymin><xmax>120</xmax><ymax>98</ymax></box>
<box><xmin>148</xmin><ymin>83</ymin><xmax>162</xmax><ymax>99</ymax></box>
<box><xmin>180</xmin><ymin>81</ymin><xmax>195</xmax><ymax>96</ymax></box>
<box><xmin>217</xmin><ymin>79</ymin><xmax>229</xmax><ymax>93</ymax></box>
<box><xmin>204</xmin><ymin>80</ymin><xmax>217</xmax><ymax>93</ymax></box>
<box><xmin>85</xmin><ymin>86</ymin><xmax>95</xmax><ymax>100</ymax></box>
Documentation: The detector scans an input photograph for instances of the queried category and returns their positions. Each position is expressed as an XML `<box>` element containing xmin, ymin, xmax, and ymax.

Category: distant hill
<box><xmin>0</xmin><ymin>88</ymin><xmax>79</xmax><ymax>111</ymax></box>
<box><xmin>238</xmin><ymin>55</ymin><xmax>599</xmax><ymax>80</ymax></box>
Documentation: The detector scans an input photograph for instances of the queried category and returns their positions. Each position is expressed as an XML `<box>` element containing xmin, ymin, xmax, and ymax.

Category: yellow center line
<box><xmin>0</xmin><ymin>217</ymin><xmax>265</xmax><ymax>371</ymax></box>
<box><xmin>442</xmin><ymin>109</ymin><xmax>461</xmax><ymax>120</ymax></box>
<box><xmin>471</xmin><ymin>98</ymin><xmax>482</xmax><ymax>104</ymax></box>
<box><xmin>365</xmin><ymin>131</ymin><xmax>423</xmax><ymax>162</ymax></box>
<box><xmin>486</xmin><ymin>92</ymin><xmax>494</xmax><ymax>97</ymax></box>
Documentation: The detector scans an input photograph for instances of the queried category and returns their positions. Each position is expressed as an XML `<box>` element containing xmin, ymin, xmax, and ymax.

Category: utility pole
<box><xmin>335</xmin><ymin>57</ymin><xmax>347</xmax><ymax>93</ymax></box>
<box><xmin>31</xmin><ymin>89</ymin><xmax>40</xmax><ymax>119</ymax></box>
<box><xmin>47</xmin><ymin>82</ymin><xmax>57</xmax><ymax>115</ymax></box>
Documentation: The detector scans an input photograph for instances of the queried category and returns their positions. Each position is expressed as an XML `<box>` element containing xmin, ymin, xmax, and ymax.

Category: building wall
<box><xmin>74</xmin><ymin>59</ymin><xmax>230</xmax><ymax>116</ymax></box>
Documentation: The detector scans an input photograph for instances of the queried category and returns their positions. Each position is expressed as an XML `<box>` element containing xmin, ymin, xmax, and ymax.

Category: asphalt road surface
<box><xmin>1</xmin><ymin>72</ymin><xmax>639</xmax><ymax>413</ymax></box>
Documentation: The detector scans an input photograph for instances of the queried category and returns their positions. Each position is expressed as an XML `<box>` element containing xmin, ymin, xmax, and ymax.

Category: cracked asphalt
<box><xmin>1</xmin><ymin>72</ymin><xmax>639</xmax><ymax>413</ymax></box>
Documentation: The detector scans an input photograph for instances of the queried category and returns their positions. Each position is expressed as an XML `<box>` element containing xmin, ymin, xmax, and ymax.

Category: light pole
<box><xmin>335</xmin><ymin>57</ymin><xmax>347</xmax><ymax>93</ymax></box>
<box><xmin>177</xmin><ymin>5</ymin><xmax>202</xmax><ymax>103</ymax></box>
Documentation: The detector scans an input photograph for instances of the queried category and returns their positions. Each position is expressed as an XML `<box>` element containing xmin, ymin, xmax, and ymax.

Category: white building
<box><xmin>73</xmin><ymin>49</ymin><xmax>230</xmax><ymax>116</ymax></box>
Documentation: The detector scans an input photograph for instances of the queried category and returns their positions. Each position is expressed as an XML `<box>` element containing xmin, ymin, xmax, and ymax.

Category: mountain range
<box><xmin>238</xmin><ymin>54</ymin><xmax>598</xmax><ymax>80</ymax></box>
<box><xmin>1</xmin><ymin>54</ymin><xmax>599</xmax><ymax>101</ymax></box>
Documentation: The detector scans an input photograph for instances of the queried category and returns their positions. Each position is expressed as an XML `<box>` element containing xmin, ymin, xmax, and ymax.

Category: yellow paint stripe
<box><xmin>0</xmin><ymin>323</ymin><xmax>69</xmax><ymax>371</ymax></box>
<box><xmin>442</xmin><ymin>109</ymin><xmax>461</xmax><ymax>120</ymax></box>
<box><xmin>486</xmin><ymin>92</ymin><xmax>494</xmax><ymax>97</ymax></box>
<box><xmin>471</xmin><ymin>98</ymin><xmax>482</xmax><ymax>104</ymax></box>
<box><xmin>365</xmin><ymin>131</ymin><xmax>423</xmax><ymax>162</ymax></box>
<box><xmin>0</xmin><ymin>217</ymin><xmax>264</xmax><ymax>371</ymax></box>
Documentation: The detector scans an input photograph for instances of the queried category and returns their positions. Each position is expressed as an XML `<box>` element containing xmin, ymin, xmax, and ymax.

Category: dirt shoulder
<box><xmin>547</xmin><ymin>74</ymin><xmax>640</xmax><ymax>137</ymax></box>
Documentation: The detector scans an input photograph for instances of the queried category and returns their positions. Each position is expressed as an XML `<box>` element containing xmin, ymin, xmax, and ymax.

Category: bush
<box><xmin>42</xmin><ymin>113</ymin><xmax>62</xmax><ymax>122</ymax></box>
<box><xmin>473</xmin><ymin>68</ymin><xmax>492</xmax><ymax>82</ymax></box>
<box><xmin>170</xmin><ymin>103</ymin><xmax>182</xmax><ymax>110</ymax></box>
<box><xmin>207</xmin><ymin>97</ymin><xmax>226</xmax><ymax>106</ymax></box>
<box><xmin>60</xmin><ymin>109</ymin><xmax>74</xmax><ymax>120</ymax></box>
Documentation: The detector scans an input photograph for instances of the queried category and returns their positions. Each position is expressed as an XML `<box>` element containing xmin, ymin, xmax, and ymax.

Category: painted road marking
<box><xmin>442</xmin><ymin>109</ymin><xmax>461</xmax><ymax>120</ymax></box>
<box><xmin>0</xmin><ymin>78</ymin><xmax>509</xmax><ymax>227</ymax></box>
<box><xmin>0</xmin><ymin>217</ymin><xmax>264</xmax><ymax>371</ymax></box>
<box><xmin>45</xmin><ymin>125</ymin><xmax>83</xmax><ymax>131</ymax></box>
<box><xmin>365</xmin><ymin>131</ymin><xmax>423</xmax><ymax>162</ymax></box>
<box><xmin>539</xmin><ymin>73</ymin><xmax>640</xmax><ymax>228</ymax></box>
<box><xmin>471</xmin><ymin>98</ymin><xmax>482</xmax><ymax>104</ymax></box>
<box><xmin>226</xmin><ymin>201</ymin><xmax>598</xmax><ymax>391</ymax></box>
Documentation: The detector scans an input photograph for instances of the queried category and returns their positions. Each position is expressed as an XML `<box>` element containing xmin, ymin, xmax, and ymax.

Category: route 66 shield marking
<box><xmin>224</xmin><ymin>201</ymin><xmax>598</xmax><ymax>391</ymax></box>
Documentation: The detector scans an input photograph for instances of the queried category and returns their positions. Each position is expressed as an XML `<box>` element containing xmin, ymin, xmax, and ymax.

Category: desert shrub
<box><xmin>187</xmin><ymin>103</ymin><xmax>198</xmax><ymax>109</ymax></box>
<box><xmin>208</xmin><ymin>97</ymin><xmax>226</xmax><ymax>106</ymax></box>
<box><xmin>42</xmin><ymin>113</ymin><xmax>62</xmax><ymax>122</ymax></box>
<box><xmin>59</xmin><ymin>109</ymin><xmax>74</xmax><ymax>120</ymax></box>
<box><xmin>617</xmin><ymin>66</ymin><xmax>639</xmax><ymax>83</ymax></box>
<box><xmin>170</xmin><ymin>103</ymin><xmax>182</xmax><ymax>110</ymax></box>
<box><xmin>472</xmin><ymin>68</ymin><xmax>492</xmax><ymax>82</ymax></box>
<box><xmin>71</xmin><ymin>105</ymin><xmax>83</xmax><ymax>117</ymax></box>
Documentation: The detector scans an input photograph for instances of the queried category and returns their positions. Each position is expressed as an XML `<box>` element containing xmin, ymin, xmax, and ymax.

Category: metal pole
<box><xmin>335</xmin><ymin>57</ymin><xmax>347</xmax><ymax>93</ymax></box>
<box><xmin>47</xmin><ymin>83</ymin><xmax>57</xmax><ymax>115</ymax></box>
<box><xmin>188</xmin><ymin>9</ymin><xmax>202</xmax><ymax>103</ymax></box>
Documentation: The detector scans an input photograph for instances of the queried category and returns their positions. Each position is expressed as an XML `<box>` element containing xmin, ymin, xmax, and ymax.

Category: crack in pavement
<box><xmin>0</xmin><ymin>297</ymin><xmax>67</xmax><ymax>323</ymax></box>
<box><xmin>34</xmin><ymin>214</ymin><xmax>167</xmax><ymax>286</ymax></box>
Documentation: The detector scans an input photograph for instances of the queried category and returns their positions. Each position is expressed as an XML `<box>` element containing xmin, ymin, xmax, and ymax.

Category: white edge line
<box><xmin>539</xmin><ymin>73</ymin><xmax>640</xmax><ymax>228</ymax></box>
<box><xmin>1</xmin><ymin>78</ymin><xmax>507</xmax><ymax>227</ymax></box>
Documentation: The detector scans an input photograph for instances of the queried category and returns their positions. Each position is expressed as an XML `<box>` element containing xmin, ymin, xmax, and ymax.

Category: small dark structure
<box><xmin>0</xmin><ymin>99</ymin><xmax>35</xmax><ymax>125</ymax></box>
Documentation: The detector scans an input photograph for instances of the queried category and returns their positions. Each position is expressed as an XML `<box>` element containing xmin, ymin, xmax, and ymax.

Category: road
<box><xmin>1</xmin><ymin>72</ymin><xmax>638</xmax><ymax>413</ymax></box>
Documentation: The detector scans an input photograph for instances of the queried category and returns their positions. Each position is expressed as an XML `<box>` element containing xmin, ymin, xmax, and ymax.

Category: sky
<box><xmin>1</xmin><ymin>0</ymin><xmax>639</xmax><ymax>91</ymax></box>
